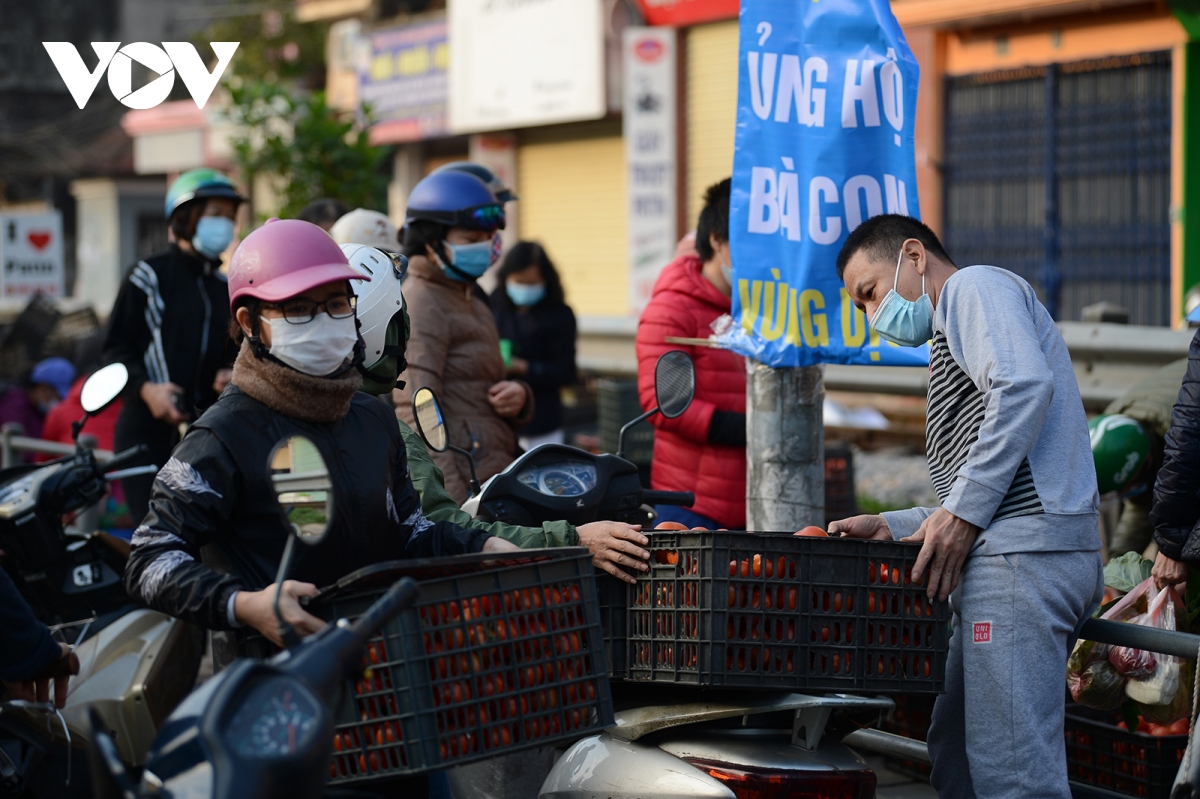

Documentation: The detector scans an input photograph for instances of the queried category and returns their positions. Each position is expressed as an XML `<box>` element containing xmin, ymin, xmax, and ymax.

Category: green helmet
<box><xmin>165</xmin><ymin>168</ymin><xmax>244</xmax><ymax>219</ymax></box>
<box><xmin>1089</xmin><ymin>414</ymin><xmax>1151</xmax><ymax>495</ymax></box>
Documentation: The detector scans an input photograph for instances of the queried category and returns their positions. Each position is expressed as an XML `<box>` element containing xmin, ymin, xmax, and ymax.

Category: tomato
<box><xmin>1149</xmin><ymin>725</ymin><xmax>1172</xmax><ymax>737</ymax></box>
<box><xmin>740</xmin><ymin>559</ymin><xmax>750</xmax><ymax>578</ymax></box>
<box><xmin>729</xmin><ymin>560</ymin><xmax>737</xmax><ymax>577</ymax></box>
<box><xmin>795</xmin><ymin>526</ymin><xmax>828</xmax><ymax>537</ymax></box>
<box><xmin>654</xmin><ymin>521</ymin><xmax>688</xmax><ymax>530</ymax></box>
<box><xmin>666</xmin><ymin>551</ymin><xmax>679</xmax><ymax>565</ymax></box>
<box><xmin>1169</xmin><ymin>718</ymin><xmax>1190</xmax><ymax>735</ymax></box>
<box><xmin>752</xmin><ymin>554</ymin><xmax>763</xmax><ymax>577</ymax></box>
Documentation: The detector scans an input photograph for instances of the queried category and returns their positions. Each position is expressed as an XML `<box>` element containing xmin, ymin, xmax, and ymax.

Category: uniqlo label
<box><xmin>973</xmin><ymin>622</ymin><xmax>992</xmax><ymax>644</ymax></box>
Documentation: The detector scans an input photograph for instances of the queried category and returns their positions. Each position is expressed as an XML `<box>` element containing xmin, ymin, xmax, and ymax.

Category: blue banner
<box><xmin>721</xmin><ymin>0</ymin><xmax>929</xmax><ymax>368</ymax></box>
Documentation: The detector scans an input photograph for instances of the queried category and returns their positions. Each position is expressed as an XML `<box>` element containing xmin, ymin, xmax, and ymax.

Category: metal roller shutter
<box><xmin>518</xmin><ymin>121</ymin><xmax>628</xmax><ymax>317</ymax></box>
<box><xmin>686</xmin><ymin>21</ymin><xmax>739</xmax><ymax>228</ymax></box>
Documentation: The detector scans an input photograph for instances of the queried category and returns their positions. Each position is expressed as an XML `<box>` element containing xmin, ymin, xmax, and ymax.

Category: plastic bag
<box><xmin>1067</xmin><ymin>577</ymin><xmax>1154</xmax><ymax>709</ymax></box>
<box><xmin>1109</xmin><ymin>613</ymin><xmax>1158</xmax><ymax>677</ymax></box>
<box><xmin>1125</xmin><ymin>587</ymin><xmax>1182</xmax><ymax>707</ymax></box>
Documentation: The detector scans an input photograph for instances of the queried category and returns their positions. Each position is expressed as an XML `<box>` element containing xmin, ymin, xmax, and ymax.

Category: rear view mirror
<box><xmin>655</xmin><ymin>350</ymin><xmax>696</xmax><ymax>420</ymax></box>
<box><xmin>267</xmin><ymin>435</ymin><xmax>333</xmax><ymax>649</ymax></box>
<box><xmin>80</xmin><ymin>363</ymin><xmax>128</xmax><ymax>415</ymax></box>
<box><xmin>269</xmin><ymin>436</ymin><xmax>333</xmax><ymax>545</ymax></box>
<box><xmin>413</xmin><ymin>387</ymin><xmax>448</xmax><ymax>453</ymax></box>
<box><xmin>617</xmin><ymin>350</ymin><xmax>697</xmax><ymax>459</ymax></box>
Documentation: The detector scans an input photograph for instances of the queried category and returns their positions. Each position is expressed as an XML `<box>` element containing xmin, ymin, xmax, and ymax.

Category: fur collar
<box><xmin>230</xmin><ymin>341</ymin><xmax>361</xmax><ymax>423</ymax></box>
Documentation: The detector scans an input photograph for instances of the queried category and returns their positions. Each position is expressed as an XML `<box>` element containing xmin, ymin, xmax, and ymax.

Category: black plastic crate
<box><xmin>309</xmin><ymin>549</ymin><xmax>614</xmax><ymax>785</ymax></box>
<box><xmin>626</xmin><ymin>531</ymin><xmax>948</xmax><ymax>693</ymax></box>
<box><xmin>1065</xmin><ymin>705</ymin><xmax>1187</xmax><ymax>799</ymax></box>
<box><xmin>596</xmin><ymin>573</ymin><xmax>626</xmax><ymax>679</ymax></box>
<box><xmin>824</xmin><ymin>442</ymin><xmax>857</xmax><ymax>526</ymax></box>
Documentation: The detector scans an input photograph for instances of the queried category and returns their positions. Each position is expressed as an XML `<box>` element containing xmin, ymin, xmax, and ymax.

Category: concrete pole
<box><xmin>746</xmin><ymin>363</ymin><xmax>825</xmax><ymax>531</ymax></box>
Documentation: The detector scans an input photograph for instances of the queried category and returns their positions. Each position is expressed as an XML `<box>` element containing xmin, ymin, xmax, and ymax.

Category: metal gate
<box><xmin>943</xmin><ymin>51</ymin><xmax>1172</xmax><ymax>326</ymax></box>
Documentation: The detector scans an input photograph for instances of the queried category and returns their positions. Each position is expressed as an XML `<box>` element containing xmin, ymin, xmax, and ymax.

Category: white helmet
<box><xmin>331</xmin><ymin>208</ymin><xmax>399</xmax><ymax>250</ymax></box>
<box><xmin>340</xmin><ymin>243</ymin><xmax>405</xmax><ymax>363</ymax></box>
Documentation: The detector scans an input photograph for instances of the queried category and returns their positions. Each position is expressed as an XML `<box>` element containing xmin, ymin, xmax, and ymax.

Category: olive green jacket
<box><xmin>399</xmin><ymin>420</ymin><xmax>578</xmax><ymax>548</ymax></box>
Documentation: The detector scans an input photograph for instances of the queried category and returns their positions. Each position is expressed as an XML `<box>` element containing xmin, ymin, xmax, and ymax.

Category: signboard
<box><xmin>0</xmin><ymin>211</ymin><xmax>64</xmax><ymax>298</ymax></box>
<box><xmin>448</xmin><ymin>0</ymin><xmax>606</xmax><ymax>133</ymax></box>
<box><xmin>624</xmin><ymin>27</ymin><xmax>677</xmax><ymax>316</ymax></box>
<box><xmin>359</xmin><ymin>17</ymin><xmax>449</xmax><ymax>145</ymax></box>
<box><xmin>720</xmin><ymin>0</ymin><xmax>928</xmax><ymax>368</ymax></box>
<box><xmin>634</xmin><ymin>0</ymin><xmax>739</xmax><ymax>27</ymax></box>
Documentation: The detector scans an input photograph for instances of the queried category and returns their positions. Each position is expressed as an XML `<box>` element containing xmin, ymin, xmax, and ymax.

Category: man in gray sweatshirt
<box><xmin>834</xmin><ymin>215</ymin><xmax>1103</xmax><ymax>799</ymax></box>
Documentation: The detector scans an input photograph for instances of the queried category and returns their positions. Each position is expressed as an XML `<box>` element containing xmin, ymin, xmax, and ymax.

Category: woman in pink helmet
<box><xmin>124</xmin><ymin>219</ymin><xmax>517</xmax><ymax>661</ymax></box>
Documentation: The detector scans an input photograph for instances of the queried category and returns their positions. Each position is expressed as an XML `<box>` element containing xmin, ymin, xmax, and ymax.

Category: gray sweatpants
<box><xmin>928</xmin><ymin>550</ymin><xmax>1104</xmax><ymax>799</ymax></box>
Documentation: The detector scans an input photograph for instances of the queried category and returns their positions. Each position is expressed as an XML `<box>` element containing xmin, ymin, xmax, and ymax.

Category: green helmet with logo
<box><xmin>165</xmin><ymin>168</ymin><xmax>244</xmax><ymax>220</ymax></box>
<box><xmin>1089</xmin><ymin>414</ymin><xmax>1151</xmax><ymax>495</ymax></box>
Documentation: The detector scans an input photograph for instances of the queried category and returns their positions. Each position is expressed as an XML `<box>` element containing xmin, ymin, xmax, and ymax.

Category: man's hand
<box><xmin>577</xmin><ymin>522</ymin><xmax>650</xmax><ymax>584</ymax></box>
<box><xmin>140</xmin><ymin>381</ymin><xmax>186</xmax><ymax>425</ymax></box>
<box><xmin>234</xmin><ymin>582</ymin><xmax>325</xmax><ymax>647</ymax></box>
<box><xmin>487</xmin><ymin>381</ymin><xmax>527</xmax><ymax>419</ymax></box>
<box><xmin>3</xmin><ymin>643</ymin><xmax>80</xmax><ymax>709</ymax></box>
<box><xmin>905</xmin><ymin>509</ymin><xmax>979</xmax><ymax>601</ymax></box>
<box><xmin>482</xmin><ymin>536</ymin><xmax>522</xmax><ymax>554</ymax></box>
<box><xmin>829</xmin><ymin>515</ymin><xmax>893</xmax><ymax>541</ymax></box>
<box><xmin>213</xmin><ymin>369</ymin><xmax>233</xmax><ymax>394</ymax></box>
<box><xmin>1153</xmin><ymin>551</ymin><xmax>1188</xmax><ymax>590</ymax></box>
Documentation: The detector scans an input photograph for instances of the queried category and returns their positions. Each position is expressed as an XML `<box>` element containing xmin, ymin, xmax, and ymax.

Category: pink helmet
<box><xmin>228</xmin><ymin>218</ymin><xmax>368</xmax><ymax>311</ymax></box>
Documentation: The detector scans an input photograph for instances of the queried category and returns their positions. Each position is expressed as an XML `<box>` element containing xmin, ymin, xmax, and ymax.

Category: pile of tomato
<box><xmin>1116</xmin><ymin>715</ymin><xmax>1190</xmax><ymax>737</ymax></box>
<box><xmin>329</xmin><ymin>579</ymin><xmax>604</xmax><ymax>779</ymax></box>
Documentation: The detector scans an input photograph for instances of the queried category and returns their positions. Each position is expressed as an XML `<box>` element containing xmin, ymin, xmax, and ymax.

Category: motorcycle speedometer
<box><xmin>224</xmin><ymin>678</ymin><xmax>320</xmax><ymax>759</ymax></box>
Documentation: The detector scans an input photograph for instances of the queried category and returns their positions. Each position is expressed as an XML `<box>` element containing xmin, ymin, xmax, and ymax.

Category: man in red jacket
<box><xmin>637</xmin><ymin>178</ymin><xmax>747</xmax><ymax>529</ymax></box>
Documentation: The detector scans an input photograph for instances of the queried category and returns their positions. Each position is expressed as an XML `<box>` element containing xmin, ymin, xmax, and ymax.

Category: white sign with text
<box><xmin>0</xmin><ymin>212</ymin><xmax>65</xmax><ymax>298</ymax></box>
<box><xmin>448</xmin><ymin>0</ymin><xmax>605</xmax><ymax>133</ymax></box>
<box><xmin>624</xmin><ymin>27</ymin><xmax>677</xmax><ymax>316</ymax></box>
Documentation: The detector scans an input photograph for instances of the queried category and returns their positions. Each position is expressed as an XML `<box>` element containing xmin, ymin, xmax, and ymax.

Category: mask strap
<box><xmin>893</xmin><ymin>249</ymin><xmax>904</xmax><ymax>292</ymax></box>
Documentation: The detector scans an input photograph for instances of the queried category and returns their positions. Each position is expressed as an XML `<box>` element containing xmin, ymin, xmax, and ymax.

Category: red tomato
<box><xmin>1169</xmin><ymin>718</ymin><xmax>1191</xmax><ymax>735</ymax></box>
<box><xmin>654</xmin><ymin>521</ymin><xmax>688</xmax><ymax>530</ymax></box>
<box><xmin>795</xmin><ymin>526</ymin><xmax>829</xmax><ymax>537</ymax></box>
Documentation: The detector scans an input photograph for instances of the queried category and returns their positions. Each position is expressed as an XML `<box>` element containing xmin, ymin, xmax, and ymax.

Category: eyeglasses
<box><xmin>265</xmin><ymin>294</ymin><xmax>357</xmax><ymax>324</ymax></box>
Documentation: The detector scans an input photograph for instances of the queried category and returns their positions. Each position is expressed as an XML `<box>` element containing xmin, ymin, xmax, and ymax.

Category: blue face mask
<box><xmin>507</xmin><ymin>282</ymin><xmax>546</xmax><ymax>307</ymax></box>
<box><xmin>869</xmin><ymin>250</ymin><xmax>934</xmax><ymax>348</ymax></box>
<box><xmin>441</xmin><ymin>239</ymin><xmax>496</xmax><ymax>282</ymax></box>
<box><xmin>192</xmin><ymin>216</ymin><xmax>235</xmax><ymax>260</ymax></box>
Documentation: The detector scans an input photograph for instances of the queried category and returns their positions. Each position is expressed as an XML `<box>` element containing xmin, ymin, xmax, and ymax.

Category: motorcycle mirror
<box><xmin>79</xmin><ymin>363</ymin><xmax>129</xmax><ymax>415</ymax></box>
<box><xmin>267</xmin><ymin>435</ymin><xmax>333</xmax><ymax>649</ymax></box>
<box><xmin>269</xmin><ymin>435</ymin><xmax>333</xmax><ymax>546</ymax></box>
<box><xmin>412</xmin><ymin>387</ymin><xmax>448</xmax><ymax>453</ymax></box>
<box><xmin>411</xmin><ymin>386</ymin><xmax>482</xmax><ymax>498</ymax></box>
<box><xmin>617</xmin><ymin>351</ymin><xmax>696</xmax><ymax>459</ymax></box>
<box><xmin>654</xmin><ymin>350</ymin><xmax>696</xmax><ymax>420</ymax></box>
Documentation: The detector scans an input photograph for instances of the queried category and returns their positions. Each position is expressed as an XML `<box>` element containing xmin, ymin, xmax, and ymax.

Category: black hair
<box><xmin>836</xmin><ymin>214</ymin><xmax>955</xmax><ymax>280</ymax></box>
<box><xmin>297</xmin><ymin>198</ymin><xmax>349</xmax><ymax>230</ymax></box>
<box><xmin>169</xmin><ymin>200</ymin><xmax>204</xmax><ymax>243</ymax></box>
<box><xmin>402</xmin><ymin>219</ymin><xmax>449</xmax><ymax>260</ymax></box>
<box><xmin>695</xmin><ymin>178</ymin><xmax>732</xmax><ymax>262</ymax></box>
<box><xmin>228</xmin><ymin>297</ymin><xmax>259</xmax><ymax>347</ymax></box>
<box><xmin>495</xmin><ymin>241</ymin><xmax>565</xmax><ymax>306</ymax></box>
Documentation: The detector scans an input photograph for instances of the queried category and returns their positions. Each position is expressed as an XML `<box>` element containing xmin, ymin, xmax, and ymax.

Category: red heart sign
<box><xmin>27</xmin><ymin>232</ymin><xmax>51</xmax><ymax>251</ymax></box>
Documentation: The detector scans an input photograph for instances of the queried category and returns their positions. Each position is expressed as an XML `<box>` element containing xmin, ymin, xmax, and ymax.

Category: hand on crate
<box><xmin>905</xmin><ymin>509</ymin><xmax>979</xmax><ymax>602</ymax></box>
<box><xmin>577</xmin><ymin>522</ymin><xmax>649</xmax><ymax>584</ymax></box>
<box><xmin>481</xmin><ymin>536</ymin><xmax>522</xmax><ymax>553</ymax></box>
<box><xmin>234</xmin><ymin>581</ymin><xmax>326</xmax><ymax>646</ymax></box>
<box><xmin>828</xmin><ymin>515</ymin><xmax>893</xmax><ymax>541</ymax></box>
<box><xmin>1152</xmin><ymin>551</ymin><xmax>1188</xmax><ymax>590</ymax></box>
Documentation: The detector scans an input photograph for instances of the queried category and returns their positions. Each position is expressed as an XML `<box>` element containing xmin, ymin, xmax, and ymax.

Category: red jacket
<box><xmin>636</xmin><ymin>255</ymin><xmax>746</xmax><ymax>527</ymax></box>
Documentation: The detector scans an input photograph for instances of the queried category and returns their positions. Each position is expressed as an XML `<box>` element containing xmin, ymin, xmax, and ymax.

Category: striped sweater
<box><xmin>882</xmin><ymin>266</ymin><xmax>1100</xmax><ymax>555</ymax></box>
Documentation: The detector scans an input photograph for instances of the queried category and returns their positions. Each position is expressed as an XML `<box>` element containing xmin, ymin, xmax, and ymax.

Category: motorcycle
<box><xmin>410</xmin><ymin>350</ymin><xmax>893</xmax><ymax>799</ymax></box>
<box><xmin>0</xmin><ymin>364</ymin><xmax>204</xmax><ymax>798</ymax></box>
<box><xmin>86</xmin><ymin>433</ymin><xmax>422</xmax><ymax>799</ymax></box>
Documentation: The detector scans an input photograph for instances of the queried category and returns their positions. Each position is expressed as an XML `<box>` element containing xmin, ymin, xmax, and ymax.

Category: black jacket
<box><xmin>0</xmin><ymin>568</ymin><xmax>59</xmax><ymax>683</ymax></box>
<box><xmin>103</xmin><ymin>245</ymin><xmax>234</xmax><ymax>424</ymax></box>
<box><xmin>124</xmin><ymin>386</ymin><xmax>491</xmax><ymax>630</ymax></box>
<box><xmin>1151</xmin><ymin>329</ymin><xmax>1200</xmax><ymax>561</ymax></box>
<box><xmin>489</xmin><ymin>293</ymin><xmax>577</xmax><ymax>436</ymax></box>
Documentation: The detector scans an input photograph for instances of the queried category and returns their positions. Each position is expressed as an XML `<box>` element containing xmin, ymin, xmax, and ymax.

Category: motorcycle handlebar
<box><xmin>100</xmin><ymin>445</ymin><xmax>148</xmax><ymax>474</ymax></box>
<box><xmin>642</xmin><ymin>490</ymin><xmax>695</xmax><ymax>508</ymax></box>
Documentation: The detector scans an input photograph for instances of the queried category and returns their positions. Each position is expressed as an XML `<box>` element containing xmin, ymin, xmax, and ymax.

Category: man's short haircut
<box><xmin>835</xmin><ymin>214</ymin><xmax>955</xmax><ymax>280</ymax></box>
<box><xmin>695</xmin><ymin>178</ymin><xmax>731</xmax><ymax>263</ymax></box>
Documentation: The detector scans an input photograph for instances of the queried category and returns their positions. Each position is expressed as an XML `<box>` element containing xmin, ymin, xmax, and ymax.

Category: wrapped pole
<box><xmin>746</xmin><ymin>363</ymin><xmax>824</xmax><ymax>531</ymax></box>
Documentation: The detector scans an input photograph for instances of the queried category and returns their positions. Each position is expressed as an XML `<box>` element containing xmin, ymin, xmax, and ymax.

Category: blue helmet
<box><xmin>405</xmin><ymin>171</ymin><xmax>505</xmax><ymax>231</ymax></box>
<box><xmin>432</xmin><ymin>161</ymin><xmax>518</xmax><ymax>204</ymax></box>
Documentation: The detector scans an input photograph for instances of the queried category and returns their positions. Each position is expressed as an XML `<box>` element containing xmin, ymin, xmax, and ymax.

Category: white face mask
<box><xmin>266</xmin><ymin>314</ymin><xmax>358</xmax><ymax>376</ymax></box>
